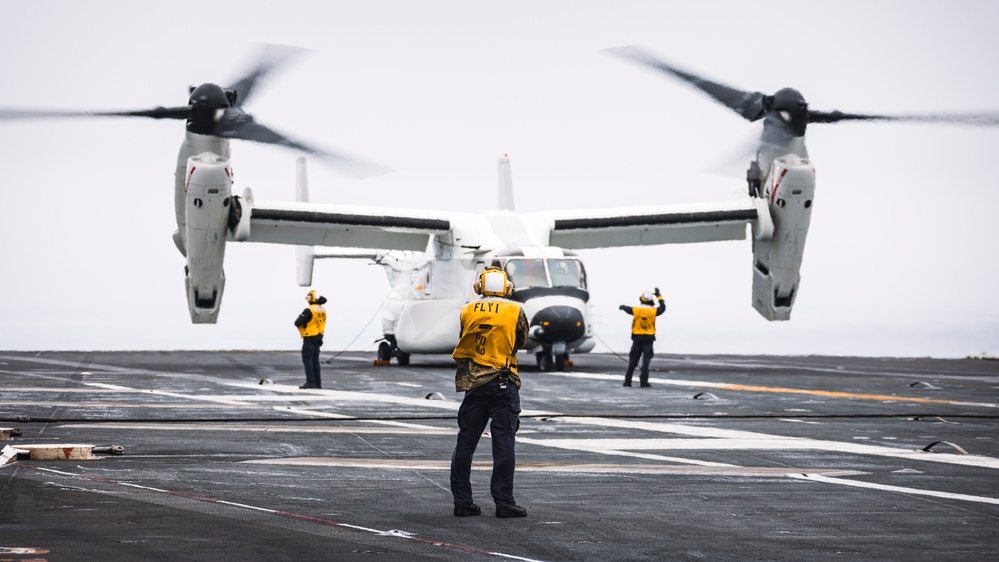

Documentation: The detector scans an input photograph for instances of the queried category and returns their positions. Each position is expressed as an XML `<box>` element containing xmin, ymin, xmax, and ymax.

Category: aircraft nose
<box><xmin>531</xmin><ymin>306</ymin><xmax>585</xmax><ymax>342</ymax></box>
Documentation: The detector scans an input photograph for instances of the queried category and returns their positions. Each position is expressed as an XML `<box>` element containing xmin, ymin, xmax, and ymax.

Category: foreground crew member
<box><xmin>619</xmin><ymin>287</ymin><xmax>666</xmax><ymax>387</ymax></box>
<box><xmin>450</xmin><ymin>267</ymin><xmax>530</xmax><ymax>518</ymax></box>
<box><xmin>294</xmin><ymin>290</ymin><xmax>327</xmax><ymax>389</ymax></box>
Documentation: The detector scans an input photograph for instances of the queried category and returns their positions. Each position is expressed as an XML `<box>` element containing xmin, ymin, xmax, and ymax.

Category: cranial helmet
<box><xmin>306</xmin><ymin>290</ymin><xmax>319</xmax><ymax>304</ymax></box>
<box><xmin>639</xmin><ymin>291</ymin><xmax>655</xmax><ymax>304</ymax></box>
<box><xmin>474</xmin><ymin>266</ymin><xmax>512</xmax><ymax>297</ymax></box>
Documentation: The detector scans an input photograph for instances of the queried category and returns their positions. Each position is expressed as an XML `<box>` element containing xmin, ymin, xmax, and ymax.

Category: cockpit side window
<box><xmin>504</xmin><ymin>259</ymin><xmax>548</xmax><ymax>289</ymax></box>
<box><xmin>548</xmin><ymin>258</ymin><xmax>586</xmax><ymax>289</ymax></box>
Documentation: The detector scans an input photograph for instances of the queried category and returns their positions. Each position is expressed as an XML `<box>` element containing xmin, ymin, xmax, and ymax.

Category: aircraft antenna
<box><xmin>497</xmin><ymin>155</ymin><xmax>515</xmax><ymax>211</ymax></box>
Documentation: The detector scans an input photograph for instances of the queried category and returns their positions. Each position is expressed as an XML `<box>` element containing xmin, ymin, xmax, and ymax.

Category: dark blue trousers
<box><xmin>301</xmin><ymin>336</ymin><xmax>322</xmax><ymax>388</ymax></box>
<box><xmin>450</xmin><ymin>378</ymin><xmax>521</xmax><ymax>507</ymax></box>
<box><xmin>625</xmin><ymin>338</ymin><xmax>654</xmax><ymax>385</ymax></box>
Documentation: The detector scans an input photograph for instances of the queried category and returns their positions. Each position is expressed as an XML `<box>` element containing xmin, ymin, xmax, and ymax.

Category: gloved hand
<box><xmin>619</xmin><ymin>304</ymin><xmax>627</xmax><ymax>311</ymax></box>
<box><xmin>654</xmin><ymin>287</ymin><xmax>661</xmax><ymax>297</ymax></box>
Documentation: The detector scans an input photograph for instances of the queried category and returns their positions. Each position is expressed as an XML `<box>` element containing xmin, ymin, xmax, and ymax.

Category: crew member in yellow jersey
<box><xmin>450</xmin><ymin>267</ymin><xmax>529</xmax><ymax>518</ymax></box>
<box><xmin>294</xmin><ymin>290</ymin><xmax>327</xmax><ymax>389</ymax></box>
<box><xmin>619</xmin><ymin>287</ymin><xmax>666</xmax><ymax>387</ymax></box>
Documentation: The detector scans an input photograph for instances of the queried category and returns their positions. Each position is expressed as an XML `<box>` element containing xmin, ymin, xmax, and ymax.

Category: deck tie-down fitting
<box><xmin>0</xmin><ymin>427</ymin><xmax>24</xmax><ymax>441</ymax></box>
<box><xmin>921</xmin><ymin>441</ymin><xmax>969</xmax><ymax>455</ymax></box>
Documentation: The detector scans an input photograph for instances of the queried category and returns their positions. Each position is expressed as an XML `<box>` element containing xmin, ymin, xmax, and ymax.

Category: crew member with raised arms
<box><xmin>294</xmin><ymin>290</ymin><xmax>327</xmax><ymax>389</ymax></box>
<box><xmin>450</xmin><ymin>266</ymin><xmax>530</xmax><ymax>518</ymax></box>
<box><xmin>619</xmin><ymin>287</ymin><xmax>666</xmax><ymax>387</ymax></box>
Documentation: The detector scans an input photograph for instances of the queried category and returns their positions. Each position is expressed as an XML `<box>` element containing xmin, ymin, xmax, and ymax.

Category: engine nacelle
<box><xmin>752</xmin><ymin>155</ymin><xmax>815</xmax><ymax>321</ymax></box>
<box><xmin>183</xmin><ymin>153</ymin><xmax>233</xmax><ymax>323</ymax></box>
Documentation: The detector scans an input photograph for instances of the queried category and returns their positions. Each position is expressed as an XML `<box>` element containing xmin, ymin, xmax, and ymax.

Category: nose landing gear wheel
<box><xmin>536</xmin><ymin>351</ymin><xmax>554</xmax><ymax>372</ymax></box>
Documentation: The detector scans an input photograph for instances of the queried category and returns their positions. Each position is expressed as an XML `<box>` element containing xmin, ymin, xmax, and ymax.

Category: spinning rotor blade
<box><xmin>605</xmin><ymin>46</ymin><xmax>766</xmax><ymax>122</ymax></box>
<box><xmin>226</xmin><ymin>43</ymin><xmax>307</xmax><ymax>108</ymax></box>
<box><xmin>0</xmin><ymin>106</ymin><xmax>190</xmax><ymax>121</ymax></box>
<box><xmin>0</xmin><ymin>43</ymin><xmax>304</xmax><ymax>123</ymax></box>
<box><xmin>1</xmin><ymin>42</ymin><xmax>388</xmax><ymax>177</ymax></box>
<box><xmin>216</xmin><ymin>111</ymin><xmax>390</xmax><ymax>178</ymax></box>
<box><xmin>808</xmin><ymin>109</ymin><xmax>999</xmax><ymax>127</ymax></box>
<box><xmin>608</xmin><ymin>45</ymin><xmax>999</xmax><ymax>135</ymax></box>
<box><xmin>214</xmin><ymin>44</ymin><xmax>391</xmax><ymax>176</ymax></box>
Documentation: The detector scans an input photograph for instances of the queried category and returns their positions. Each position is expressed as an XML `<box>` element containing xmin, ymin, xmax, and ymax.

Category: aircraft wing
<box><xmin>244</xmin><ymin>200</ymin><xmax>451</xmax><ymax>252</ymax></box>
<box><xmin>537</xmin><ymin>199</ymin><xmax>760</xmax><ymax>249</ymax></box>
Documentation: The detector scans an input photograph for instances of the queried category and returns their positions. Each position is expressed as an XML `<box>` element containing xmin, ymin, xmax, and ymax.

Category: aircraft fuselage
<box><xmin>379</xmin><ymin>243</ymin><xmax>594</xmax><ymax>371</ymax></box>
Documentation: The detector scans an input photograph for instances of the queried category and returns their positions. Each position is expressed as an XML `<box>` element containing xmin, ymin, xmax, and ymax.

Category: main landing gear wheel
<box><xmin>375</xmin><ymin>337</ymin><xmax>410</xmax><ymax>366</ymax></box>
<box><xmin>377</xmin><ymin>341</ymin><xmax>392</xmax><ymax>362</ymax></box>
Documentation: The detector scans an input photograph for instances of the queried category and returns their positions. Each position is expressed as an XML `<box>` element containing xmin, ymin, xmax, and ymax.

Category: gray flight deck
<box><xmin>1</xmin><ymin>351</ymin><xmax>998</xmax><ymax>561</ymax></box>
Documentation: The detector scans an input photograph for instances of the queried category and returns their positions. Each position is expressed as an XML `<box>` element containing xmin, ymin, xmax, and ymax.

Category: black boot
<box><xmin>496</xmin><ymin>504</ymin><xmax>527</xmax><ymax>518</ymax></box>
<box><xmin>454</xmin><ymin>503</ymin><xmax>481</xmax><ymax>516</ymax></box>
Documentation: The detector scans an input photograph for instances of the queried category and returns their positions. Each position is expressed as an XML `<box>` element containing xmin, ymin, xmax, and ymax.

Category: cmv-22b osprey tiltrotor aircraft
<box><xmin>3</xmin><ymin>44</ymin><xmax>997</xmax><ymax>371</ymax></box>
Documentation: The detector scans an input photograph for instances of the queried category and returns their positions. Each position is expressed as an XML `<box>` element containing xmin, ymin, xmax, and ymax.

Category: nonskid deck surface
<box><xmin>1</xmin><ymin>351</ymin><xmax>997</xmax><ymax>561</ymax></box>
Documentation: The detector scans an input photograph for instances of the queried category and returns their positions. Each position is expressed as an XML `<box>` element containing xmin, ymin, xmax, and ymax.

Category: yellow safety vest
<box><xmin>452</xmin><ymin>298</ymin><xmax>521</xmax><ymax>372</ymax></box>
<box><xmin>298</xmin><ymin>304</ymin><xmax>326</xmax><ymax>337</ymax></box>
<box><xmin>631</xmin><ymin>305</ymin><xmax>658</xmax><ymax>336</ymax></box>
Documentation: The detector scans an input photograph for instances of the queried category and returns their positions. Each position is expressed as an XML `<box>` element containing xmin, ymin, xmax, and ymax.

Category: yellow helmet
<box><xmin>474</xmin><ymin>266</ymin><xmax>512</xmax><ymax>297</ymax></box>
<box><xmin>306</xmin><ymin>290</ymin><xmax>318</xmax><ymax>304</ymax></box>
<box><xmin>639</xmin><ymin>291</ymin><xmax>655</xmax><ymax>304</ymax></box>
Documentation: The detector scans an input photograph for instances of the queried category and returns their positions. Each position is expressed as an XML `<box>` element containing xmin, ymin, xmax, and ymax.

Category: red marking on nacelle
<box><xmin>771</xmin><ymin>168</ymin><xmax>789</xmax><ymax>204</ymax></box>
<box><xmin>185</xmin><ymin>166</ymin><xmax>197</xmax><ymax>193</ymax></box>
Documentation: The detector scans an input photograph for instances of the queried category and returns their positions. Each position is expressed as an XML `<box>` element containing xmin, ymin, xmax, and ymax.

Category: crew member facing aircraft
<box><xmin>294</xmin><ymin>290</ymin><xmax>327</xmax><ymax>389</ymax></box>
<box><xmin>450</xmin><ymin>267</ymin><xmax>530</xmax><ymax>518</ymax></box>
<box><xmin>619</xmin><ymin>288</ymin><xmax>666</xmax><ymax>388</ymax></box>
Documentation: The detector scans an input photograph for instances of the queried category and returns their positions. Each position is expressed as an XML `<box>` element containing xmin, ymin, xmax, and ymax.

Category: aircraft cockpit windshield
<box><xmin>503</xmin><ymin>258</ymin><xmax>587</xmax><ymax>290</ymax></box>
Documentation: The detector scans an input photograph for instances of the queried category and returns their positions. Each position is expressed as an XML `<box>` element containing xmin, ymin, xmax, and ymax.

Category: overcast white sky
<box><xmin>1</xmin><ymin>1</ymin><xmax>997</xmax><ymax>358</ymax></box>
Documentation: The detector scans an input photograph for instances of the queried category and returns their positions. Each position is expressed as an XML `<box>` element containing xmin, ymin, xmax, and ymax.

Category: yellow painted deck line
<box><xmin>705</xmin><ymin>382</ymin><xmax>997</xmax><ymax>408</ymax></box>
<box><xmin>544</xmin><ymin>372</ymin><xmax>999</xmax><ymax>408</ymax></box>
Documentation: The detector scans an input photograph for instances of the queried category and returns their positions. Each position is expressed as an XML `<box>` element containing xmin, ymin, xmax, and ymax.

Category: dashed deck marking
<box><xmin>23</xmin><ymin>466</ymin><xmax>546</xmax><ymax>562</ymax></box>
<box><xmin>241</xmin><ymin>457</ymin><xmax>864</xmax><ymax>477</ymax></box>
